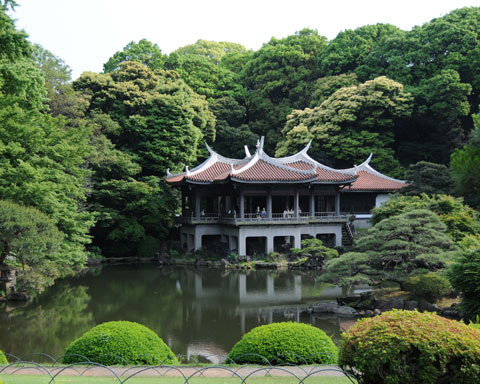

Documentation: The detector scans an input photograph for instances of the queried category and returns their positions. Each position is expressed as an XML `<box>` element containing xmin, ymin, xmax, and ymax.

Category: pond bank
<box><xmin>89</xmin><ymin>252</ymin><xmax>323</xmax><ymax>270</ymax></box>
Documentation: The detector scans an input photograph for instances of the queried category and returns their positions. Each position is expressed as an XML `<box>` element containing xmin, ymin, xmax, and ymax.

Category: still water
<box><xmin>0</xmin><ymin>265</ymin><xmax>360</xmax><ymax>362</ymax></box>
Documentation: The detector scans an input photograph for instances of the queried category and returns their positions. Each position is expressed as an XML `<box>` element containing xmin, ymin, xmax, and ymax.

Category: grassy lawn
<box><xmin>0</xmin><ymin>374</ymin><xmax>357</xmax><ymax>384</ymax></box>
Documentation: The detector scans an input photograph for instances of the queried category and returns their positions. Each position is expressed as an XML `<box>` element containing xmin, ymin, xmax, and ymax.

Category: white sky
<box><xmin>10</xmin><ymin>0</ymin><xmax>479</xmax><ymax>80</ymax></box>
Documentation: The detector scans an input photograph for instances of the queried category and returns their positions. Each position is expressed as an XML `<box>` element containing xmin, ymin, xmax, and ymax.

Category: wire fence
<box><xmin>0</xmin><ymin>352</ymin><xmax>360</xmax><ymax>383</ymax></box>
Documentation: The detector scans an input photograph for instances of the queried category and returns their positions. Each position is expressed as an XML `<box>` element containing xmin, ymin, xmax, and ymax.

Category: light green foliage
<box><xmin>63</xmin><ymin>321</ymin><xmax>177</xmax><ymax>365</ymax></box>
<box><xmin>0</xmin><ymin>5</ymin><xmax>95</xmax><ymax>288</ymax></box>
<box><xmin>311</xmin><ymin>73</ymin><xmax>359</xmax><ymax>106</ymax></box>
<box><xmin>451</xmin><ymin>114</ymin><xmax>480</xmax><ymax>209</ymax></box>
<box><xmin>240</xmin><ymin>29</ymin><xmax>327</xmax><ymax>151</ymax></box>
<box><xmin>405</xmin><ymin>273</ymin><xmax>452</xmax><ymax>302</ymax></box>
<box><xmin>0</xmin><ymin>201</ymin><xmax>63</xmax><ymax>292</ymax></box>
<box><xmin>166</xmin><ymin>53</ymin><xmax>245</xmax><ymax>102</ymax></box>
<box><xmin>319</xmin><ymin>23</ymin><xmax>403</xmax><ymax>76</ymax></box>
<box><xmin>276</xmin><ymin>76</ymin><xmax>412</xmax><ymax>175</ymax></box>
<box><xmin>0</xmin><ymin>101</ymin><xmax>94</xmax><ymax>267</ymax></box>
<box><xmin>321</xmin><ymin>210</ymin><xmax>453</xmax><ymax>288</ymax></box>
<box><xmin>291</xmin><ymin>238</ymin><xmax>338</xmax><ymax>262</ymax></box>
<box><xmin>0</xmin><ymin>349</ymin><xmax>7</xmax><ymax>364</ymax></box>
<box><xmin>0</xmin><ymin>7</ymin><xmax>46</xmax><ymax>109</ymax></box>
<box><xmin>227</xmin><ymin>322</ymin><xmax>338</xmax><ymax>365</ymax></box>
<box><xmin>340</xmin><ymin>310</ymin><xmax>480</xmax><ymax>384</ymax></box>
<box><xmin>401</xmin><ymin>161</ymin><xmax>454</xmax><ymax>195</ymax></box>
<box><xmin>173</xmin><ymin>39</ymin><xmax>247</xmax><ymax>64</ymax></box>
<box><xmin>31</xmin><ymin>43</ymin><xmax>71</xmax><ymax>98</ymax></box>
<box><xmin>371</xmin><ymin>194</ymin><xmax>480</xmax><ymax>242</ymax></box>
<box><xmin>449</xmin><ymin>234</ymin><xmax>480</xmax><ymax>320</ymax></box>
<box><xmin>103</xmin><ymin>39</ymin><xmax>165</xmax><ymax>73</ymax></box>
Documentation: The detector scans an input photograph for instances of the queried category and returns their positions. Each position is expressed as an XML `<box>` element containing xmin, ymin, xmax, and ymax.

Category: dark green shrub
<box><xmin>227</xmin><ymin>322</ymin><xmax>338</xmax><ymax>365</ymax></box>
<box><xmin>0</xmin><ymin>349</ymin><xmax>7</xmax><ymax>365</ymax></box>
<box><xmin>340</xmin><ymin>310</ymin><xmax>480</xmax><ymax>384</ymax></box>
<box><xmin>405</xmin><ymin>273</ymin><xmax>452</xmax><ymax>302</ymax></box>
<box><xmin>63</xmin><ymin>321</ymin><xmax>177</xmax><ymax>365</ymax></box>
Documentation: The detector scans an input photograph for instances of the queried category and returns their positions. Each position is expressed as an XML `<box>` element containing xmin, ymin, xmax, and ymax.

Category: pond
<box><xmin>0</xmin><ymin>265</ymin><xmax>364</xmax><ymax>363</ymax></box>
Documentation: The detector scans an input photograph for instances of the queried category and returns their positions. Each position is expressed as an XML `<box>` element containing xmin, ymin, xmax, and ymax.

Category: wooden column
<box><xmin>240</xmin><ymin>190</ymin><xmax>245</xmax><ymax>219</ymax></box>
<box><xmin>335</xmin><ymin>190</ymin><xmax>340</xmax><ymax>216</ymax></box>
<box><xmin>294</xmin><ymin>189</ymin><xmax>299</xmax><ymax>217</ymax></box>
<box><xmin>195</xmin><ymin>193</ymin><xmax>201</xmax><ymax>219</ymax></box>
<box><xmin>181</xmin><ymin>189</ymin><xmax>186</xmax><ymax>216</ymax></box>
<box><xmin>267</xmin><ymin>188</ymin><xmax>272</xmax><ymax>219</ymax></box>
<box><xmin>309</xmin><ymin>189</ymin><xmax>315</xmax><ymax>217</ymax></box>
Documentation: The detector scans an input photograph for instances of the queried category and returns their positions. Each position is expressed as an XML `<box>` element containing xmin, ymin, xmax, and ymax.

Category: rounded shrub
<box><xmin>0</xmin><ymin>349</ymin><xmax>7</xmax><ymax>365</ymax></box>
<box><xmin>340</xmin><ymin>310</ymin><xmax>480</xmax><ymax>384</ymax></box>
<box><xmin>227</xmin><ymin>322</ymin><xmax>338</xmax><ymax>365</ymax></box>
<box><xmin>63</xmin><ymin>321</ymin><xmax>177</xmax><ymax>365</ymax></box>
<box><xmin>405</xmin><ymin>273</ymin><xmax>451</xmax><ymax>302</ymax></box>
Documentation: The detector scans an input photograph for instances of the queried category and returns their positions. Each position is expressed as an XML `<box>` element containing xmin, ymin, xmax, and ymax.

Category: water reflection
<box><xmin>0</xmin><ymin>265</ymin><xmax>359</xmax><ymax>362</ymax></box>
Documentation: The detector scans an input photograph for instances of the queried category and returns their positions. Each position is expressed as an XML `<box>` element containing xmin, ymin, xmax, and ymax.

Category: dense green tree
<box><xmin>165</xmin><ymin>53</ymin><xmax>245</xmax><ymax>102</ymax></box>
<box><xmin>276</xmin><ymin>76</ymin><xmax>412</xmax><ymax>175</ymax></box>
<box><xmin>371</xmin><ymin>194</ymin><xmax>480</xmax><ymax>242</ymax></box>
<box><xmin>0</xmin><ymin>5</ymin><xmax>94</xmax><ymax>273</ymax></box>
<box><xmin>0</xmin><ymin>200</ymin><xmax>63</xmax><ymax>292</ymax></box>
<box><xmin>310</xmin><ymin>73</ymin><xmax>359</xmax><ymax>107</ymax></box>
<box><xmin>320</xmin><ymin>209</ymin><xmax>453</xmax><ymax>289</ymax></box>
<box><xmin>0</xmin><ymin>100</ymin><xmax>95</xmax><ymax>264</ymax></box>
<box><xmin>209</xmin><ymin>97</ymin><xmax>257</xmax><ymax>158</ymax></box>
<box><xmin>240</xmin><ymin>29</ymin><xmax>327</xmax><ymax>150</ymax></box>
<box><xmin>401</xmin><ymin>161</ymin><xmax>454</xmax><ymax>195</ymax></box>
<box><xmin>73</xmin><ymin>62</ymin><xmax>215</xmax><ymax>256</ymax></box>
<box><xmin>451</xmin><ymin>114</ymin><xmax>480</xmax><ymax>209</ymax></box>
<box><xmin>449</xmin><ymin>234</ymin><xmax>480</xmax><ymax>319</ymax></box>
<box><xmin>74</xmin><ymin>61</ymin><xmax>215</xmax><ymax>174</ymax></box>
<box><xmin>220</xmin><ymin>50</ymin><xmax>253</xmax><ymax>74</ymax></box>
<box><xmin>173</xmin><ymin>39</ymin><xmax>247</xmax><ymax>64</ymax></box>
<box><xmin>355</xmin><ymin>8</ymin><xmax>480</xmax><ymax>163</ymax></box>
<box><xmin>319</xmin><ymin>24</ymin><xmax>403</xmax><ymax>76</ymax></box>
<box><xmin>103</xmin><ymin>39</ymin><xmax>165</xmax><ymax>73</ymax></box>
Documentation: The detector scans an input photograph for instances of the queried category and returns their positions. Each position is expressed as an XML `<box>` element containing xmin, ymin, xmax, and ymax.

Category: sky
<box><xmin>10</xmin><ymin>0</ymin><xmax>480</xmax><ymax>80</ymax></box>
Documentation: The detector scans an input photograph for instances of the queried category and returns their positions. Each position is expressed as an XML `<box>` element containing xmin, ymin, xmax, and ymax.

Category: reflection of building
<box><xmin>193</xmin><ymin>273</ymin><xmax>302</xmax><ymax>304</ymax></box>
<box><xmin>166</xmin><ymin>137</ymin><xmax>405</xmax><ymax>255</ymax></box>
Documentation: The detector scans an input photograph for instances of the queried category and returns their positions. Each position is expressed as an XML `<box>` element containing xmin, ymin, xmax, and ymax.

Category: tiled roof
<box><xmin>188</xmin><ymin>161</ymin><xmax>231</xmax><ymax>182</ymax></box>
<box><xmin>349</xmin><ymin>170</ymin><xmax>406</xmax><ymax>191</ymax></box>
<box><xmin>165</xmin><ymin>138</ymin><xmax>405</xmax><ymax>191</ymax></box>
<box><xmin>286</xmin><ymin>161</ymin><xmax>357</xmax><ymax>182</ymax></box>
<box><xmin>232</xmin><ymin>160</ymin><xmax>315</xmax><ymax>182</ymax></box>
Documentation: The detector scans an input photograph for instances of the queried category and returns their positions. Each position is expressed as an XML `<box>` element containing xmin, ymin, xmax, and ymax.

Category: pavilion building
<box><xmin>166</xmin><ymin>137</ymin><xmax>405</xmax><ymax>256</ymax></box>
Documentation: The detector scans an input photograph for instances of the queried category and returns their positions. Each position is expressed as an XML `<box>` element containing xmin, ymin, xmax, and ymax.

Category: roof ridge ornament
<box><xmin>256</xmin><ymin>136</ymin><xmax>265</xmax><ymax>154</ymax></box>
<box><xmin>166</xmin><ymin>168</ymin><xmax>171</xmax><ymax>176</ymax></box>
<box><xmin>365</xmin><ymin>153</ymin><xmax>373</xmax><ymax>164</ymax></box>
<box><xmin>205</xmin><ymin>142</ymin><xmax>215</xmax><ymax>155</ymax></box>
<box><xmin>185</xmin><ymin>165</ymin><xmax>190</xmax><ymax>175</ymax></box>
<box><xmin>301</xmin><ymin>140</ymin><xmax>312</xmax><ymax>154</ymax></box>
<box><xmin>244</xmin><ymin>145</ymin><xmax>251</xmax><ymax>158</ymax></box>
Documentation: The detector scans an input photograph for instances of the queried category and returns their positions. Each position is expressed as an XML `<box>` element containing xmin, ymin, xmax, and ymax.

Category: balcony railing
<box><xmin>175</xmin><ymin>212</ymin><xmax>350</xmax><ymax>225</ymax></box>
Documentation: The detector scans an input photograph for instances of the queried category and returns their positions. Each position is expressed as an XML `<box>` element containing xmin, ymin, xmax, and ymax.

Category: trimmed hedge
<box><xmin>405</xmin><ymin>273</ymin><xmax>451</xmax><ymax>302</ymax></box>
<box><xmin>227</xmin><ymin>322</ymin><xmax>338</xmax><ymax>365</ymax></box>
<box><xmin>0</xmin><ymin>349</ymin><xmax>7</xmax><ymax>365</ymax></box>
<box><xmin>63</xmin><ymin>321</ymin><xmax>177</xmax><ymax>365</ymax></box>
<box><xmin>340</xmin><ymin>310</ymin><xmax>480</xmax><ymax>384</ymax></box>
